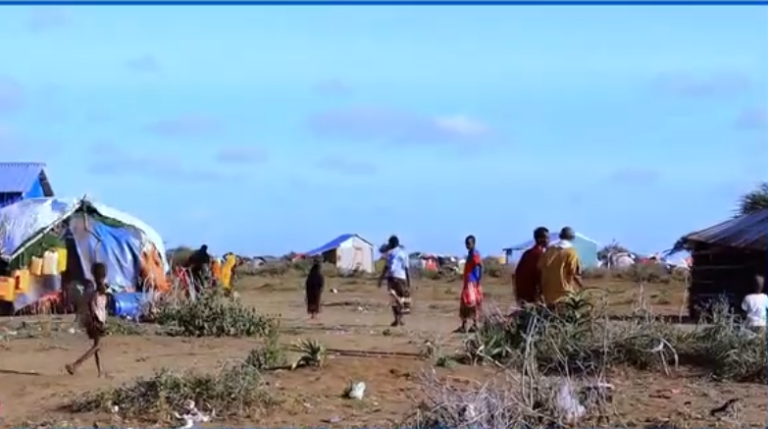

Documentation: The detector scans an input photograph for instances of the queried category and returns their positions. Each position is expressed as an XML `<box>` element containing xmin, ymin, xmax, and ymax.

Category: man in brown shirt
<box><xmin>514</xmin><ymin>227</ymin><xmax>549</xmax><ymax>305</ymax></box>
<box><xmin>66</xmin><ymin>262</ymin><xmax>109</xmax><ymax>377</ymax></box>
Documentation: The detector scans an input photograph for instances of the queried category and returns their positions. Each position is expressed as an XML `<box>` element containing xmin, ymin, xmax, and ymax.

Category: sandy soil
<box><xmin>0</xmin><ymin>276</ymin><xmax>765</xmax><ymax>428</ymax></box>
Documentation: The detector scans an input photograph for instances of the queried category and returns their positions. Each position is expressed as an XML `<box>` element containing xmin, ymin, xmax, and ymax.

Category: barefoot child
<box><xmin>66</xmin><ymin>262</ymin><xmax>109</xmax><ymax>377</ymax></box>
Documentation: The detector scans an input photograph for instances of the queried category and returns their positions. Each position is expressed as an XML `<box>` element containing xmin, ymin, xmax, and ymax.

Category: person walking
<box><xmin>305</xmin><ymin>257</ymin><xmax>325</xmax><ymax>319</ymax></box>
<box><xmin>378</xmin><ymin>235</ymin><xmax>411</xmax><ymax>326</ymax></box>
<box><xmin>187</xmin><ymin>245</ymin><xmax>212</xmax><ymax>294</ymax></box>
<box><xmin>66</xmin><ymin>262</ymin><xmax>109</xmax><ymax>377</ymax></box>
<box><xmin>514</xmin><ymin>227</ymin><xmax>549</xmax><ymax>306</ymax></box>
<box><xmin>458</xmin><ymin>235</ymin><xmax>483</xmax><ymax>333</ymax></box>
<box><xmin>538</xmin><ymin>227</ymin><xmax>584</xmax><ymax>308</ymax></box>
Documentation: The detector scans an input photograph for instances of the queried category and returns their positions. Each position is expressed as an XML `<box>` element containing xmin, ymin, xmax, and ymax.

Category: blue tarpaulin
<box><xmin>71</xmin><ymin>219</ymin><xmax>143</xmax><ymax>291</ymax></box>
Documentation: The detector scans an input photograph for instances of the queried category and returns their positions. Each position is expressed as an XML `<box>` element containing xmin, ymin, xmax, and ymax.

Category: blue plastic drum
<box><xmin>109</xmin><ymin>292</ymin><xmax>144</xmax><ymax>319</ymax></box>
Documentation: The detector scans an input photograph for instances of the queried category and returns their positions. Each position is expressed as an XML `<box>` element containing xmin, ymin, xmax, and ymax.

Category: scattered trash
<box><xmin>321</xmin><ymin>416</ymin><xmax>343</xmax><ymax>423</ymax></box>
<box><xmin>331</xmin><ymin>288</ymin><xmax>339</xmax><ymax>294</ymax></box>
<box><xmin>459</xmin><ymin>403</ymin><xmax>477</xmax><ymax>422</ymax></box>
<box><xmin>172</xmin><ymin>399</ymin><xmax>211</xmax><ymax>429</ymax></box>
<box><xmin>710</xmin><ymin>398</ymin><xmax>739</xmax><ymax>417</ymax></box>
<box><xmin>554</xmin><ymin>381</ymin><xmax>586</xmax><ymax>424</ymax></box>
<box><xmin>346</xmin><ymin>381</ymin><xmax>366</xmax><ymax>400</ymax></box>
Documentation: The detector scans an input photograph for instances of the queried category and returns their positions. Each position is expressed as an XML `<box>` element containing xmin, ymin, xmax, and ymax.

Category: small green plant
<box><xmin>106</xmin><ymin>317</ymin><xmax>144</xmax><ymax>336</ymax></box>
<box><xmin>244</xmin><ymin>326</ymin><xmax>286</xmax><ymax>370</ymax></box>
<box><xmin>435</xmin><ymin>354</ymin><xmax>456</xmax><ymax>368</ymax></box>
<box><xmin>292</xmin><ymin>338</ymin><xmax>327</xmax><ymax>369</ymax></box>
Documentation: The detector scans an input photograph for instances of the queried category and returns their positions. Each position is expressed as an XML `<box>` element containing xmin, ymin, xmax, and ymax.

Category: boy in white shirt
<box><xmin>741</xmin><ymin>275</ymin><xmax>767</xmax><ymax>329</ymax></box>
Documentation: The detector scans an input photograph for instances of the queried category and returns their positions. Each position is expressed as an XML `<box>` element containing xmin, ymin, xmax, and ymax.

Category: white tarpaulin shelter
<box><xmin>0</xmin><ymin>197</ymin><xmax>168</xmax><ymax>272</ymax></box>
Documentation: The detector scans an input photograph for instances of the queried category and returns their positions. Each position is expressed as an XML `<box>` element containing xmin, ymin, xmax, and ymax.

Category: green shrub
<box><xmin>244</xmin><ymin>326</ymin><xmax>287</xmax><ymax>370</ymax></box>
<box><xmin>67</xmin><ymin>364</ymin><xmax>274</xmax><ymax>419</ymax></box>
<box><xmin>156</xmin><ymin>289</ymin><xmax>277</xmax><ymax>338</ymax></box>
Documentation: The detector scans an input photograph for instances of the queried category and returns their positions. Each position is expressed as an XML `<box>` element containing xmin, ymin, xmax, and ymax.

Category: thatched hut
<box><xmin>674</xmin><ymin>209</ymin><xmax>767</xmax><ymax>319</ymax></box>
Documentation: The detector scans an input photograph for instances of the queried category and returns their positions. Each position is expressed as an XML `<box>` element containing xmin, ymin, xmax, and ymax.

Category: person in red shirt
<box><xmin>514</xmin><ymin>227</ymin><xmax>550</xmax><ymax>305</ymax></box>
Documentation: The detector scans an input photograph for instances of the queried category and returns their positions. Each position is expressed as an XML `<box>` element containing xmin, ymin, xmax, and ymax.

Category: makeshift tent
<box><xmin>0</xmin><ymin>197</ymin><xmax>168</xmax><ymax>312</ymax></box>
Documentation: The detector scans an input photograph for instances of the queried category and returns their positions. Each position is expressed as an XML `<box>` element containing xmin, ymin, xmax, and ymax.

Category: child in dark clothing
<box><xmin>66</xmin><ymin>262</ymin><xmax>109</xmax><ymax>377</ymax></box>
<box><xmin>305</xmin><ymin>258</ymin><xmax>324</xmax><ymax>319</ymax></box>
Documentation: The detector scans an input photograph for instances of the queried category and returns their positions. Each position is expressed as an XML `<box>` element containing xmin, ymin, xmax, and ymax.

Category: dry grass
<box><xmin>6</xmin><ymin>262</ymin><xmax>763</xmax><ymax>428</ymax></box>
<box><xmin>402</xmin><ymin>294</ymin><xmax>765</xmax><ymax>429</ymax></box>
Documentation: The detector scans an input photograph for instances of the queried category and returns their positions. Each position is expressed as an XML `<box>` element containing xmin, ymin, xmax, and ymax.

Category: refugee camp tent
<box><xmin>503</xmin><ymin>230</ymin><xmax>600</xmax><ymax>269</ymax></box>
<box><xmin>0</xmin><ymin>162</ymin><xmax>55</xmax><ymax>208</ymax></box>
<box><xmin>0</xmin><ymin>197</ymin><xmax>168</xmax><ymax>312</ymax></box>
<box><xmin>305</xmin><ymin>233</ymin><xmax>375</xmax><ymax>273</ymax></box>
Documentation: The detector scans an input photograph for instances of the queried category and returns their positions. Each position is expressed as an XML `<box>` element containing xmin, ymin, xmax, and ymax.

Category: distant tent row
<box><xmin>503</xmin><ymin>229</ymin><xmax>600</xmax><ymax>269</ymax></box>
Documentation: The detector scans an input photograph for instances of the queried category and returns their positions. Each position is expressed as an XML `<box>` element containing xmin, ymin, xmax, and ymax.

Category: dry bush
<box><xmin>237</xmin><ymin>262</ymin><xmax>291</xmax><ymax>277</ymax></box>
<box><xmin>415</xmin><ymin>267</ymin><xmax>462</xmax><ymax>282</ymax></box>
<box><xmin>237</xmin><ymin>259</ymin><xmax>368</xmax><ymax>279</ymax></box>
<box><xmin>680</xmin><ymin>301</ymin><xmax>767</xmax><ymax>382</ymax></box>
<box><xmin>583</xmin><ymin>264</ymin><xmax>688</xmax><ymax>285</ymax></box>
<box><xmin>482</xmin><ymin>257</ymin><xmax>512</xmax><ymax>279</ymax></box>
<box><xmin>410</xmin><ymin>296</ymin><xmax>765</xmax><ymax>429</ymax></box>
<box><xmin>462</xmin><ymin>294</ymin><xmax>766</xmax><ymax>383</ymax></box>
<box><xmin>403</xmin><ymin>364</ymin><xmax>614</xmax><ymax>428</ymax></box>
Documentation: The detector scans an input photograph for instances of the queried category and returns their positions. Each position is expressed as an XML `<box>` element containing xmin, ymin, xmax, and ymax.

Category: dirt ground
<box><xmin>1</xmin><ymin>275</ymin><xmax>765</xmax><ymax>428</ymax></box>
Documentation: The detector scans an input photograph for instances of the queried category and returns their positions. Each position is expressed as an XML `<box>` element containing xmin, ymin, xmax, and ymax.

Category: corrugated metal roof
<box><xmin>680</xmin><ymin>209</ymin><xmax>768</xmax><ymax>251</ymax></box>
<box><xmin>306</xmin><ymin>233</ymin><xmax>372</xmax><ymax>256</ymax></box>
<box><xmin>0</xmin><ymin>162</ymin><xmax>47</xmax><ymax>193</ymax></box>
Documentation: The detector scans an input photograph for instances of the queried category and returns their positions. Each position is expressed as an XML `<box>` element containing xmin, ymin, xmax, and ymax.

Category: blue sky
<box><xmin>0</xmin><ymin>5</ymin><xmax>765</xmax><ymax>256</ymax></box>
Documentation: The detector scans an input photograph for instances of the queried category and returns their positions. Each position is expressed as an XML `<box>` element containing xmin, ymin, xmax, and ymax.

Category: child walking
<box><xmin>66</xmin><ymin>262</ymin><xmax>109</xmax><ymax>377</ymax></box>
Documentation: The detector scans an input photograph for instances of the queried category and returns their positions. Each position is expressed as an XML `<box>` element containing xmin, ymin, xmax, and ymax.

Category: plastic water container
<box><xmin>12</xmin><ymin>269</ymin><xmax>30</xmax><ymax>294</ymax></box>
<box><xmin>29</xmin><ymin>257</ymin><xmax>43</xmax><ymax>276</ymax></box>
<box><xmin>0</xmin><ymin>276</ymin><xmax>15</xmax><ymax>302</ymax></box>
<box><xmin>42</xmin><ymin>250</ymin><xmax>59</xmax><ymax>275</ymax></box>
<box><xmin>109</xmin><ymin>292</ymin><xmax>144</xmax><ymax>319</ymax></box>
<box><xmin>56</xmin><ymin>247</ymin><xmax>68</xmax><ymax>273</ymax></box>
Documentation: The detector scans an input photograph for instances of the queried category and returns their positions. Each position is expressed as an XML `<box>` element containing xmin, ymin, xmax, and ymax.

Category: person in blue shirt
<box><xmin>378</xmin><ymin>235</ymin><xmax>411</xmax><ymax>327</ymax></box>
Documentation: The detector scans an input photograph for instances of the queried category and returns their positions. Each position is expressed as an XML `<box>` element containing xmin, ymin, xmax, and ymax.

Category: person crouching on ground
<box><xmin>305</xmin><ymin>257</ymin><xmax>325</xmax><ymax>319</ymax></box>
<box><xmin>66</xmin><ymin>262</ymin><xmax>109</xmax><ymax>377</ymax></box>
<box><xmin>458</xmin><ymin>235</ymin><xmax>484</xmax><ymax>333</ymax></box>
<box><xmin>741</xmin><ymin>274</ymin><xmax>767</xmax><ymax>332</ymax></box>
<box><xmin>378</xmin><ymin>235</ymin><xmax>411</xmax><ymax>327</ymax></box>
